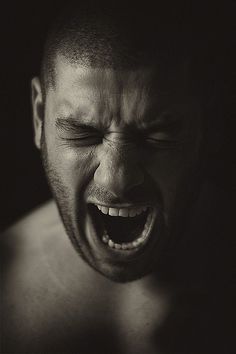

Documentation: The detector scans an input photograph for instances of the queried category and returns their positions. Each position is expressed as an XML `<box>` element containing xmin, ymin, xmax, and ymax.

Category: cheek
<box><xmin>145</xmin><ymin>146</ymin><xmax>201</xmax><ymax>211</ymax></box>
<box><xmin>59</xmin><ymin>150</ymin><xmax>96</xmax><ymax>191</ymax></box>
<box><xmin>45</xmin><ymin>135</ymin><xmax>97</xmax><ymax>196</ymax></box>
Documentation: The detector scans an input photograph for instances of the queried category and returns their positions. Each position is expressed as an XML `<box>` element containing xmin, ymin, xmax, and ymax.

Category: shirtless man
<box><xmin>1</xmin><ymin>4</ymin><xmax>235</xmax><ymax>354</ymax></box>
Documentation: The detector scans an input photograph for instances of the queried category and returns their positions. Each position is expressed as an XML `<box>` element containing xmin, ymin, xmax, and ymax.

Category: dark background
<box><xmin>1</xmin><ymin>3</ymin><xmax>59</xmax><ymax>230</ymax></box>
<box><xmin>1</xmin><ymin>2</ymin><xmax>235</xmax><ymax>231</ymax></box>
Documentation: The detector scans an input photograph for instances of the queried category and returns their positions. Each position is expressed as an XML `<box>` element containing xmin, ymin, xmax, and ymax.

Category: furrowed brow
<box><xmin>137</xmin><ymin>115</ymin><xmax>183</xmax><ymax>133</ymax></box>
<box><xmin>55</xmin><ymin>116</ymin><xmax>97</xmax><ymax>132</ymax></box>
<box><xmin>144</xmin><ymin>120</ymin><xmax>183</xmax><ymax>133</ymax></box>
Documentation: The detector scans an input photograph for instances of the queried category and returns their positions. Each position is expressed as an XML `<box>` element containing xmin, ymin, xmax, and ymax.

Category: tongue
<box><xmin>101</xmin><ymin>211</ymin><xmax>148</xmax><ymax>243</ymax></box>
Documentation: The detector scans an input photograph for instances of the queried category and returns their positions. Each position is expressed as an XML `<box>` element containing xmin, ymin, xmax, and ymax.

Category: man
<box><xmin>1</xmin><ymin>3</ymin><xmax>235</xmax><ymax>354</ymax></box>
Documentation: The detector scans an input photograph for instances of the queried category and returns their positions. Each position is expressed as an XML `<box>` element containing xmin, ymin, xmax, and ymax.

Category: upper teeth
<box><xmin>96</xmin><ymin>205</ymin><xmax>148</xmax><ymax>217</ymax></box>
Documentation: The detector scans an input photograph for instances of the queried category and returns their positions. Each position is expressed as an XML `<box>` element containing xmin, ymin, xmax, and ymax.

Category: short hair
<box><xmin>39</xmin><ymin>3</ymin><xmax>235</xmax><ymax>167</ymax></box>
<box><xmin>40</xmin><ymin>2</ymin><xmax>226</xmax><ymax>102</ymax></box>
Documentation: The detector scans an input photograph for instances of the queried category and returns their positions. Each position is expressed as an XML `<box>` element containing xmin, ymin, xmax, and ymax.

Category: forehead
<box><xmin>54</xmin><ymin>56</ymin><xmax>152</xmax><ymax>98</ymax></box>
<box><xmin>47</xmin><ymin>55</ymin><xmax>200</xmax><ymax>128</ymax></box>
<box><xmin>53</xmin><ymin>54</ymin><xmax>190</xmax><ymax>91</ymax></box>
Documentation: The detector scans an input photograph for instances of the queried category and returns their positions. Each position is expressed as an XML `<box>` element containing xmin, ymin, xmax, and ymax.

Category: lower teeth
<box><xmin>102</xmin><ymin>211</ymin><xmax>153</xmax><ymax>250</ymax></box>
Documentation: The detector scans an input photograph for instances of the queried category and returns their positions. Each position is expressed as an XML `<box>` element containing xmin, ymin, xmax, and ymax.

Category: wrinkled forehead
<box><xmin>47</xmin><ymin>55</ymin><xmax>201</xmax><ymax>128</ymax></box>
<box><xmin>52</xmin><ymin>54</ymin><xmax>193</xmax><ymax>100</ymax></box>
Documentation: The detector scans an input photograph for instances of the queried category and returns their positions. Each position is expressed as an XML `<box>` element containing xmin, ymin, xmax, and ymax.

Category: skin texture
<box><xmin>32</xmin><ymin>55</ymin><xmax>204</xmax><ymax>282</ymax></box>
<box><xmin>1</xmin><ymin>54</ymin><xmax>235</xmax><ymax>354</ymax></box>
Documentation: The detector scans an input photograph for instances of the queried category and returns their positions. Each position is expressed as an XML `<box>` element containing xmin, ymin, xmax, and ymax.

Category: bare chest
<box><xmin>3</xmin><ymin>289</ymin><xmax>231</xmax><ymax>354</ymax></box>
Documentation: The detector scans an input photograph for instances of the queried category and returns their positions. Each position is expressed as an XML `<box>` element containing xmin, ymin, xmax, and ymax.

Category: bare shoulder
<box><xmin>1</xmin><ymin>199</ymin><xmax>62</xmax><ymax>277</ymax></box>
<box><xmin>0</xmin><ymin>201</ymin><xmax>112</xmax><ymax>353</ymax></box>
<box><xmin>0</xmin><ymin>201</ymin><xmax>68</xmax><ymax>352</ymax></box>
<box><xmin>1</xmin><ymin>200</ymin><xmax>65</xmax><ymax>282</ymax></box>
<box><xmin>2</xmin><ymin>200</ymin><xmax>60</xmax><ymax>242</ymax></box>
<box><xmin>1</xmin><ymin>199</ymin><xmax>65</xmax><ymax>292</ymax></box>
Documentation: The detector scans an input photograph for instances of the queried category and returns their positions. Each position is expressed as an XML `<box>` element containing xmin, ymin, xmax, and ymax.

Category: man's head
<box><xmin>31</xmin><ymin>4</ymin><xmax>221</xmax><ymax>282</ymax></box>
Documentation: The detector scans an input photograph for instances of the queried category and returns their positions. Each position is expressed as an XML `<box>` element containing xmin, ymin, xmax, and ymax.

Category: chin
<box><xmin>57</xmin><ymin>199</ymin><xmax>171</xmax><ymax>283</ymax></box>
<box><xmin>89</xmin><ymin>256</ymin><xmax>159</xmax><ymax>283</ymax></box>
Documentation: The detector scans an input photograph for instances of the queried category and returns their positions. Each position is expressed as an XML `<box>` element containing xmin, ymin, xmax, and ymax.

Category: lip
<box><xmin>92</xmin><ymin>203</ymin><xmax>150</xmax><ymax>209</ymax></box>
<box><xmin>85</xmin><ymin>203</ymin><xmax>158</xmax><ymax>260</ymax></box>
<box><xmin>87</xmin><ymin>198</ymin><xmax>153</xmax><ymax>209</ymax></box>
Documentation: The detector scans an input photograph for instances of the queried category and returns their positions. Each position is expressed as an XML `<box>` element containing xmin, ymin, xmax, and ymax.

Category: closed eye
<box><xmin>140</xmin><ymin>119</ymin><xmax>183</xmax><ymax>149</ymax></box>
<box><xmin>63</xmin><ymin>132</ymin><xmax>103</xmax><ymax>146</ymax></box>
<box><xmin>56</xmin><ymin>118</ymin><xmax>103</xmax><ymax>146</ymax></box>
<box><xmin>145</xmin><ymin>135</ymin><xmax>180</xmax><ymax>149</ymax></box>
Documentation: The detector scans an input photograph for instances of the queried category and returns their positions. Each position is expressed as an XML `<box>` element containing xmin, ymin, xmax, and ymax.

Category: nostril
<box><xmin>94</xmin><ymin>142</ymin><xmax>144</xmax><ymax>196</ymax></box>
<box><xmin>94</xmin><ymin>159</ymin><xmax>144</xmax><ymax>197</ymax></box>
<box><xmin>94</xmin><ymin>163</ymin><xmax>113</xmax><ymax>187</ymax></box>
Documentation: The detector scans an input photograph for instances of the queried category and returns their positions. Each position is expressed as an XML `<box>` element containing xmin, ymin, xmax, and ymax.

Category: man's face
<box><xmin>35</xmin><ymin>55</ymin><xmax>204</xmax><ymax>282</ymax></box>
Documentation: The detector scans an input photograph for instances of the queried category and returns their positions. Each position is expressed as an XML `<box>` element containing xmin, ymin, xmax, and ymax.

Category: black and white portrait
<box><xmin>1</xmin><ymin>2</ymin><xmax>235</xmax><ymax>353</ymax></box>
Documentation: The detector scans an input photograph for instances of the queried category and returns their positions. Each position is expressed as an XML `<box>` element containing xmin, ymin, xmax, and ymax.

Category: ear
<box><xmin>31</xmin><ymin>77</ymin><xmax>44</xmax><ymax>149</ymax></box>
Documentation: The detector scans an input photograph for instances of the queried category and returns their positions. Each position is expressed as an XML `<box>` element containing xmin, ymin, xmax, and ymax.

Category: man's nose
<box><xmin>94</xmin><ymin>140</ymin><xmax>144</xmax><ymax>198</ymax></box>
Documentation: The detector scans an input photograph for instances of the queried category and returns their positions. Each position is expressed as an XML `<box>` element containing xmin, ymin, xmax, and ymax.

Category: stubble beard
<box><xmin>40</xmin><ymin>132</ymin><xmax>148</xmax><ymax>282</ymax></box>
<box><xmin>40</xmin><ymin>130</ymin><xmax>86</xmax><ymax>259</ymax></box>
<box><xmin>39</xmin><ymin>128</ymin><xmax>204</xmax><ymax>283</ymax></box>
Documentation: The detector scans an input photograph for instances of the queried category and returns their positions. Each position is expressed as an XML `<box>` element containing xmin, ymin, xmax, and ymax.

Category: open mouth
<box><xmin>88</xmin><ymin>204</ymin><xmax>155</xmax><ymax>251</ymax></box>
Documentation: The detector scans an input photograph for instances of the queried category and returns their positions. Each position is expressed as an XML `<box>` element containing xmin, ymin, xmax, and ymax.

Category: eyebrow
<box><xmin>55</xmin><ymin>116</ymin><xmax>98</xmax><ymax>132</ymax></box>
<box><xmin>137</xmin><ymin>116</ymin><xmax>183</xmax><ymax>133</ymax></box>
<box><xmin>55</xmin><ymin>112</ymin><xmax>183</xmax><ymax>134</ymax></box>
